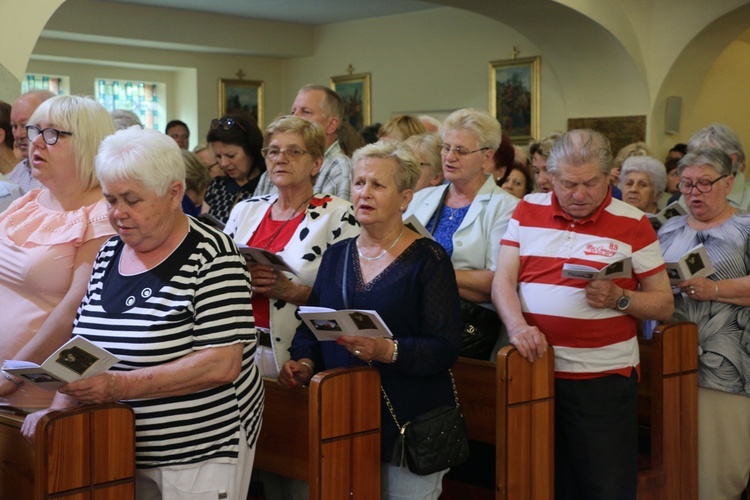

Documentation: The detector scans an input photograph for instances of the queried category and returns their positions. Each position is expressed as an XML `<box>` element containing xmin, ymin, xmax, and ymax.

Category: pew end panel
<box><xmin>496</xmin><ymin>345</ymin><xmax>554</xmax><ymax>500</ymax></box>
<box><xmin>256</xmin><ymin>366</ymin><xmax>381</xmax><ymax>500</ymax></box>
<box><xmin>0</xmin><ymin>403</ymin><xmax>135</xmax><ymax>500</ymax></box>
<box><xmin>637</xmin><ymin>321</ymin><xmax>698</xmax><ymax>500</ymax></box>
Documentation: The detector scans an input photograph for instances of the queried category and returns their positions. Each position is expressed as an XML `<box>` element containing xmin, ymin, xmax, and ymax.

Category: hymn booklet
<box><xmin>647</xmin><ymin>201</ymin><xmax>687</xmax><ymax>231</ymax></box>
<box><xmin>237</xmin><ymin>244</ymin><xmax>300</xmax><ymax>276</ymax></box>
<box><xmin>403</xmin><ymin>214</ymin><xmax>434</xmax><ymax>240</ymax></box>
<box><xmin>562</xmin><ymin>257</ymin><xmax>633</xmax><ymax>281</ymax></box>
<box><xmin>298</xmin><ymin>306</ymin><xmax>394</xmax><ymax>341</ymax></box>
<box><xmin>665</xmin><ymin>243</ymin><xmax>715</xmax><ymax>286</ymax></box>
<box><xmin>3</xmin><ymin>336</ymin><xmax>119</xmax><ymax>391</ymax></box>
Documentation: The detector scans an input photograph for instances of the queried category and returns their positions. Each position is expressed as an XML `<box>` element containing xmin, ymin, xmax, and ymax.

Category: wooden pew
<box><xmin>636</xmin><ymin>321</ymin><xmax>698</xmax><ymax>500</ymax></box>
<box><xmin>0</xmin><ymin>388</ymin><xmax>135</xmax><ymax>500</ymax></box>
<box><xmin>447</xmin><ymin>321</ymin><xmax>698</xmax><ymax>500</ymax></box>
<box><xmin>254</xmin><ymin>366</ymin><xmax>381</xmax><ymax>500</ymax></box>
<box><xmin>448</xmin><ymin>345</ymin><xmax>555</xmax><ymax>500</ymax></box>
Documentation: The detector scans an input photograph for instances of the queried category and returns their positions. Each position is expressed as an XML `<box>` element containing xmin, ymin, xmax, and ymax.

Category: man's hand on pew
<box><xmin>507</xmin><ymin>324</ymin><xmax>548</xmax><ymax>363</ymax></box>
<box><xmin>278</xmin><ymin>358</ymin><xmax>315</xmax><ymax>389</ymax></box>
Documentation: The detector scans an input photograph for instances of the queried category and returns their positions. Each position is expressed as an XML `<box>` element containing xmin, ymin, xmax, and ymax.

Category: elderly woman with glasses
<box><xmin>224</xmin><ymin>115</ymin><xmax>359</xmax><ymax>377</ymax></box>
<box><xmin>0</xmin><ymin>95</ymin><xmax>116</xmax><ymax>396</ymax></box>
<box><xmin>403</xmin><ymin>108</ymin><xmax>518</xmax><ymax>360</ymax></box>
<box><xmin>656</xmin><ymin>148</ymin><xmax>750</xmax><ymax>499</ymax></box>
<box><xmin>205</xmin><ymin>112</ymin><xmax>265</xmax><ymax>223</ymax></box>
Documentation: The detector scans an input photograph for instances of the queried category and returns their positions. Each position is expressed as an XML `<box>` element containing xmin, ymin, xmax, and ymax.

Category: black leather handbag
<box><xmin>386</xmin><ymin>371</ymin><xmax>470</xmax><ymax>475</ymax></box>
<box><xmin>460</xmin><ymin>299</ymin><xmax>502</xmax><ymax>360</ymax></box>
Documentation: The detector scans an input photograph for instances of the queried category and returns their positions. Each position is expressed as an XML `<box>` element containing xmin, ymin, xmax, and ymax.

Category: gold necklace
<box><xmin>356</xmin><ymin>226</ymin><xmax>406</xmax><ymax>262</ymax></box>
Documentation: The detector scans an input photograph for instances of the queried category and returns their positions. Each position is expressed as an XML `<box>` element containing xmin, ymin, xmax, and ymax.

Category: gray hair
<box><xmin>29</xmin><ymin>95</ymin><xmax>115</xmax><ymax>191</ymax></box>
<box><xmin>442</xmin><ymin>108</ymin><xmax>501</xmax><ymax>150</ymax></box>
<box><xmin>298</xmin><ymin>84</ymin><xmax>344</xmax><ymax>122</ymax></box>
<box><xmin>619</xmin><ymin>156</ymin><xmax>667</xmax><ymax>195</ymax></box>
<box><xmin>613</xmin><ymin>141</ymin><xmax>650</xmax><ymax>168</ymax></box>
<box><xmin>96</xmin><ymin>126</ymin><xmax>185</xmax><ymax>196</ymax></box>
<box><xmin>547</xmin><ymin>129</ymin><xmax>613</xmax><ymax>175</ymax></box>
<box><xmin>677</xmin><ymin>148</ymin><xmax>733</xmax><ymax>178</ymax></box>
<box><xmin>352</xmin><ymin>140</ymin><xmax>421</xmax><ymax>192</ymax></box>
<box><xmin>687</xmin><ymin>124</ymin><xmax>745</xmax><ymax>174</ymax></box>
<box><xmin>528</xmin><ymin>132</ymin><xmax>562</xmax><ymax>159</ymax></box>
<box><xmin>110</xmin><ymin>109</ymin><xmax>143</xmax><ymax>130</ymax></box>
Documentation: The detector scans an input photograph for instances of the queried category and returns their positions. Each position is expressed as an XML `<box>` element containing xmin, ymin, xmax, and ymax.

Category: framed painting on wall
<box><xmin>219</xmin><ymin>79</ymin><xmax>264</xmax><ymax>127</ymax></box>
<box><xmin>567</xmin><ymin>115</ymin><xmax>646</xmax><ymax>156</ymax></box>
<box><xmin>490</xmin><ymin>56</ymin><xmax>540</xmax><ymax>142</ymax></box>
<box><xmin>330</xmin><ymin>73</ymin><xmax>371</xmax><ymax>131</ymax></box>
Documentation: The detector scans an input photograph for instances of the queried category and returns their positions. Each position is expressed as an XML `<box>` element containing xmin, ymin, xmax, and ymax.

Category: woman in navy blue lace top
<box><xmin>279</xmin><ymin>141</ymin><xmax>462</xmax><ymax>499</ymax></box>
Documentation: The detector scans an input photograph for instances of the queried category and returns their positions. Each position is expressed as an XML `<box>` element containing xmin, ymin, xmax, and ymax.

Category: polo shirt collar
<box><xmin>551</xmin><ymin>186</ymin><xmax>613</xmax><ymax>225</ymax></box>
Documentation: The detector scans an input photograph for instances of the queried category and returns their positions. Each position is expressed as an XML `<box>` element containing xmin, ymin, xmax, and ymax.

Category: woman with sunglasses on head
<box><xmin>224</xmin><ymin>115</ymin><xmax>360</xmax><ymax>379</ymax></box>
<box><xmin>0</xmin><ymin>95</ymin><xmax>116</xmax><ymax>396</ymax></box>
<box><xmin>205</xmin><ymin>112</ymin><xmax>265</xmax><ymax>223</ymax></box>
<box><xmin>403</xmin><ymin>108</ymin><xmax>518</xmax><ymax>360</ymax></box>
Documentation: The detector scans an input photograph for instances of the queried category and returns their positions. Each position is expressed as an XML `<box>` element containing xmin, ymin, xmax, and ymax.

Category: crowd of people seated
<box><xmin>1</xmin><ymin>85</ymin><xmax>748</xmax><ymax>500</ymax></box>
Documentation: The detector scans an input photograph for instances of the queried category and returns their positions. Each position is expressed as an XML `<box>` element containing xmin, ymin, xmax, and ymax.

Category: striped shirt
<box><xmin>501</xmin><ymin>190</ymin><xmax>665</xmax><ymax>379</ymax></box>
<box><xmin>73</xmin><ymin>217</ymin><xmax>264</xmax><ymax>468</ymax></box>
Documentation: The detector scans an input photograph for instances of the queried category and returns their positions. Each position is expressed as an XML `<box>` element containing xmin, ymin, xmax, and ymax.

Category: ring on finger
<box><xmin>354</xmin><ymin>349</ymin><xmax>361</xmax><ymax>356</ymax></box>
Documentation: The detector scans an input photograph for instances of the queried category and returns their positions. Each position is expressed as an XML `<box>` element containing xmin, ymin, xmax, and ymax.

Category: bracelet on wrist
<box><xmin>299</xmin><ymin>360</ymin><xmax>314</xmax><ymax>372</ymax></box>
<box><xmin>714</xmin><ymin>281</ymin><xmax>719</xmax><ymax>301</ymax></box>
<box><xmin>2</xmin><ymin>370</ymin><xmax>23</xmax><ymax>388</ymax></box>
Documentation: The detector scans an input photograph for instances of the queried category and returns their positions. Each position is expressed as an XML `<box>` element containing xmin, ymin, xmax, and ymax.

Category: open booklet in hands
<box><xmin>298</xmin><ymin>306</ymin><xmax>393</xmax><ymax>342</ymax></box>
<box><xmin>666</xmin><ymin>243</ymin><xmax>715</xmax><ymax>286</ymax></box>
<box><xmin>647</xmin><ymin>201</ymin><xmax>687</xmax><ymax>231</ymax></box>
<box><xmin>237</xmin><ymin>244</ymin><xmax>300</xmax><ymax>276</ymax></box>
<box><xmin>561</xmin><ymin>257</ymin><xmax>633</xmax><ymax>280</ymax></box>
<box><xmin>3</xmin><ymin>336</ymin><xmax>119</xmax><ymax>391</ymax></box>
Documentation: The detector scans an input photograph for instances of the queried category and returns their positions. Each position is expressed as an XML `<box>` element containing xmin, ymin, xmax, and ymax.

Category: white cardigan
<box><xmin>404</xmin><ymin>175</ymin><xmax>518</xmax><ymax>273</ymax></box>
<box><xmin>225</xmin><ymin>193</ymin><xmax>360</xmax><ymax>370</ymax></box>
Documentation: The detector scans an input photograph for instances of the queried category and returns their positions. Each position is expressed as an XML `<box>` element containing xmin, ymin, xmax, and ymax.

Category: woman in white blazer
<box><xmin>404</xmin><ymin>108</ymin><xmax>518</xmax><ymax>359</ymax></box>
<box><xmin>225</xmin><ymin>116</ymin><xmax>360</xmax><ymax>376</ymax></box>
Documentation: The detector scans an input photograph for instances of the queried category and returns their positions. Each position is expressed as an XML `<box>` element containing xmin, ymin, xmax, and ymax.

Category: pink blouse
<box><xmin>0</xmin><ymin>189</ymin><xmax>116</xmax><ymax>362</ymax></box>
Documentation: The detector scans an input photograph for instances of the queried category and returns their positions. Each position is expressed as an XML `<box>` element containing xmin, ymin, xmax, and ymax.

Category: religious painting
<box><xmin>567</xmin><ymin>115</ymin><xmax>646</xmax><ymax>156</ymax></box>
<box><xmin>219</xmin><ymin>79</ymin><xmax>264</xmax><ymax>127</ymax></box>
<box><xmin>330</xmin><ymin>73</ymin><xmax>371</xmax><ymax>131</ymax></box>
<box><xmin>490</xmin><ymin>56</ymin><xmax>540</xmax><ymax>142</ymax></box>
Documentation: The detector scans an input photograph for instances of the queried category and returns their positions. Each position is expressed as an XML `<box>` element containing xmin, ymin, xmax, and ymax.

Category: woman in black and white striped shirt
<box><xmin>22</xmin><ymin>126</ymin><xmax>264</xmax><ymax>500</ymax></box>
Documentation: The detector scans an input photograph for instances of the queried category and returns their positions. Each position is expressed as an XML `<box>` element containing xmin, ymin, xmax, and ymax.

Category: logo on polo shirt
<box><xmin>584</xmin><ymin>242</ymin><xmax>618</xmax><ymax>257</ymax></box>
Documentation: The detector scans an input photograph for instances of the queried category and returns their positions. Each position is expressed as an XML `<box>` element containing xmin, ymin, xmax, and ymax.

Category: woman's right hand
<box><xmin>278</xmin><ymin>359</ymin><xmax>314</xmax><ymax>389</ymax></box>
<box><xmin>21</xmin><ymin>408</ymin><xmax>58</xmax><ymax>446</ymax></box>
<box><xmin>0</xmin><ymin>377</ymin><xmax>20</xmax><ymax>397</ymax></box>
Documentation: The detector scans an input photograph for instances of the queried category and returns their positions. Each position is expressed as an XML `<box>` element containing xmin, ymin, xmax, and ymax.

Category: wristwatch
<box><xmin>616</xmin><ymin>289</ymin><xmax>631</xmax><ymax>311</ymax></box>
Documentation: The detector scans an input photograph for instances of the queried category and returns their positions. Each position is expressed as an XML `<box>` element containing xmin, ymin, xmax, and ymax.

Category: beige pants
<box><xmin>135</xmin><ymin>428</ymin><xmax>255</xmax><ymax>500</ymax></box>
<box><xmin>698</xmin><ymin>387</ymin><xmax>750</xmax><ymax>500</ymax></box>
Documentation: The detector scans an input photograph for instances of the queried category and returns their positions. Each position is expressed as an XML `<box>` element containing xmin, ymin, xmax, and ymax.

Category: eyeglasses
<box><xmin>210</xmin><ymin>118</ymin><xmax>247</xmax><ymax>133</ymax></box>
<box><xmin>678</xmin><ymin>175</ymin><xmax>727</xmax><ymax>194</ymax></box>
<box><xmin>261</xmin><ymin>147</ymin><xmax>308</xmax><ymax>161</ymax></box>
<box><xmin>440</xmin><ymin>144</ymin><xmax>490</xmax><ymax>158</ymax></box>
<box><xmin>25</xmin><ymin>125</ymin><xmax>73</xmax><ymax>146</ymax></box>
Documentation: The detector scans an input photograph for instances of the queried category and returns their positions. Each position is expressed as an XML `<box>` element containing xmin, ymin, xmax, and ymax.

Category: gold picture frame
<box><xmin>330</xmin><ymin>73</ymin><xmax>371</xmax><ymax>130</ymax></box>
<box><xmin>490</xmin><ymin>56</ymin><xmax>540</xmax><ymax>142</ymax></box>
<box><xmin>218</xmin><ymin>79</ymin><xmax>264</xmax><ymax>127</ymax></box>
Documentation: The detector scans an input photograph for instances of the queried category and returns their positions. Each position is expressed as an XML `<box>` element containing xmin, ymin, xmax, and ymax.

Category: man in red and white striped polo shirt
<box><xmin>492</xmin><ymin>129</ymin><xmax>674</xmax><ymax>500</ymax></box>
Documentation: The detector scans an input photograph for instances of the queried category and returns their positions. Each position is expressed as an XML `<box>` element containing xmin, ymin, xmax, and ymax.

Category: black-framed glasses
<box><xmin>261</xmin><ymin>147</ymin><xmax>308</xmax><ymax>161</ymax></box>
<box><xmin>440</xmin><ymin>144</ymin><xmax>490</xmax><ymax>158</ymax></box>
<box><xmin>25</xmin><ymin>125</ymin><xmax>73</xmax><ymax>146</ymax></box>
<box><xmin>678</xmin><ymin>175</ymin><xmax>728</xmax><ymax>194</ymax></box>
<box><xmin>210</xmin><ymin>118</ymin><xmax>247</xmax><ymax>133</ymax></box>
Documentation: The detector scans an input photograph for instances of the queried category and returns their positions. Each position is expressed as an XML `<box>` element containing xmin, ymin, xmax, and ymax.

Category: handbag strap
<box><xmin>342</xmin><ymin>239</ymin><xmax>351</xmax><ymax>309</ymax></box>
<box><xmin>380</xmin><ymin>369</ymin><xmax>461</xmax><ymax>431</ymax></box>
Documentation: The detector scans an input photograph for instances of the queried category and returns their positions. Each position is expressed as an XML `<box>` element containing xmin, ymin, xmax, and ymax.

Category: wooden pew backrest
<box><xmin>256</xmin><ymin>366</ymin><xmax>381</xmax><ymax>500</ymax></box>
